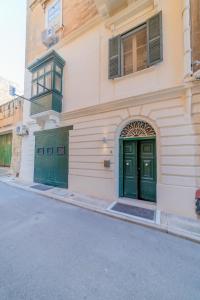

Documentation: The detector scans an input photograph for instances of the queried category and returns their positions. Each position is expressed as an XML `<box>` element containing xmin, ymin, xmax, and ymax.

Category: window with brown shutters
<box><xmin>108</xmin><ymin>36</ymin><xmax>121</xmax><ymax>79</ymax></box>
<box><xmin>108</xmin><ymin>12</ymin><xmax>163</xmax><ymax>79</ymax></box>
<box><xmin>122</xmin><ymin>25</ymin><xmax>148</xmax><ymax>76</ymax></box>
<box><xmin>191</xmin><ymin>0</ymin><xmax>200</xmax><ymax>72</ymax></box>
<box><xmin>147</xmin><ymin>12</ymin><xmax>163</xmax><ymax>66</ymax></box>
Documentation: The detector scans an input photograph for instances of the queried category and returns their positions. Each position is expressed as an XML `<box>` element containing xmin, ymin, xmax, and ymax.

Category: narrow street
<box><xmin>0</xmin><ymin>182</ymin><xmax>199</xmax><ymax>300</ymax></box>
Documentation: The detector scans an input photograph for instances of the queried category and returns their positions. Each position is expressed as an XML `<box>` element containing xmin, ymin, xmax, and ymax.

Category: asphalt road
<box><xmin>0</xmin><ymin>182</ymin><xmax>200</xmax><ymax>300</ymax></box>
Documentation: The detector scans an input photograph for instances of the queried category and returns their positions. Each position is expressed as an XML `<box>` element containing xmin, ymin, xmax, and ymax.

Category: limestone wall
<box><xmin>56</xmin><ymin>88</ymin><xmax>200</xmax><ymax>219</ymax></box>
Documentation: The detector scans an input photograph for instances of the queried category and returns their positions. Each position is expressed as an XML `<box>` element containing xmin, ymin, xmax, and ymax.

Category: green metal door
<box><xmin>0</xmin><ymin>133</ymin><xmax>12</xmax><ymax>167</ymax></box>
<box><xmin>34</xmin><ymin>127</ymin><xmax>71</xmax><ymax>188</ymax></box>
<box><xmin>139</xmin><ymin>140</ymin><xmax>156</xmax><ymax>202</ymax></box>
<box><xmin>120</xmin><ymin>138</ymin><xmax>156</xmax><ymax>202</ymax></box>
<box><xmin>123</xmin><ymin>140</ymin><xmax>138</xmax><ymax>199</ymax></box>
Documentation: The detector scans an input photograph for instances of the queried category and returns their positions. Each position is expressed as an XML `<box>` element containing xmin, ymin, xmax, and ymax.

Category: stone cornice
<box><xmin>105</xmin><ymin>0</ymin><xmax>154</xmax><ymax>29</ymax></box>
<box><xmin>28</xmin><ymin>50</ymin><xmax>65</xmax><ymax>72</ymax></box>
<box><xmin>61</xmin><ymin>85</ymin><xmax>186</xmax><ymax>121</ymax></box>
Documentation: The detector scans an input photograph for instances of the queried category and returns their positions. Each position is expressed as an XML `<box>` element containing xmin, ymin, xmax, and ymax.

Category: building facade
<box><xmin>20</xmin><ymin>0</ymin><xmax>200</xmax><ymax>221</ymax></box>
<box><xmin>0</xmin><ymin>97</ymin><xmax>24</xmax><ymax>175</ymax></box>
<box><xmin>0</xmin><ymin>76</ymin><xmax>22</xmax><ymax>105</ymax></box>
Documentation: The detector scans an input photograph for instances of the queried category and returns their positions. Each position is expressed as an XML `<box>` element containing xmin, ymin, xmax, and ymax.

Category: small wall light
<box><xmin>102</xmin><ymin>137</ymin><xmax>107</xmax><ymax>144</ymax></box>
<box><xmin>104</xmin><ymin>160</ymin><xmax>111</xmax><ymax>168</ymax></box>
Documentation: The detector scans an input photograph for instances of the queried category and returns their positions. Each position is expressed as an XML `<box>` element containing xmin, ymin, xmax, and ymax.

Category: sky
<box><xmin>0</xmin><ymin>1</ymin><xmax>26</xmax><ymax>91</ymax></box>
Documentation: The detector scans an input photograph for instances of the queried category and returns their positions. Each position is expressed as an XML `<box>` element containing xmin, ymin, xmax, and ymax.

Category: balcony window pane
<box><xmin>32</xmin><ymin>72</ymin><xmax>37</xmax><ymax>80</ymax></box>
<box><xmin>55</xmin><ymin>64</ymin><xmax>62</xmax><ymax>74</ymax></box>
<box><xmin>38</xmin><ymin>68</ymin><xmax>45</xmax><ymax>77</ymax></box>
<box><xmin>45</xmin><ymin>73</ymin><xmax>52</xmax><ymax>90</ymax></box>
<box><xmin>45</xmin><ymin>63</ymin><xmax>52</xmax><ymax>73</ymax></box>
<box><xmin>32</xmin><ymin>82</ymin><xmax>37</xmax><ymax>96</ymax></box>
<box><xmin>55</xmin><ymin>74</ymin><xmax>62</xmax><ymax>92</ymax></box>
<box><xmin>38</xmin><ymin>77</ymin><xmax>44</xmax><ymax>94</ymax></box>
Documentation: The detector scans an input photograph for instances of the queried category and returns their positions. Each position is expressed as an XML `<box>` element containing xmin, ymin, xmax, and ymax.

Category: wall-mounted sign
<box><xmin>9</xmin><ymin>85</ymin><xmax>16</xmax><ymax>97</ymax></box>
<box><xmin>46</xmin><ymin>0</ymin><xmax>62</xmax><ymax>30</ymax></box>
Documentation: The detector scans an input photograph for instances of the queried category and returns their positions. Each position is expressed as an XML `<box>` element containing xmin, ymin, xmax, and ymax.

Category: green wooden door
<box><xmin>139</xmin><ymin>140</ymin><xmax>156</xmax><ymax>202</ymax></box>
<box><xmin>120</xmin><ymin>138</ymin><xmax>156</xmax><ymax>202</ymax></box>
<box><xmin>34</xmin><ymin>127</ymin><xmax>71</xmax><ymax>188</ymax></box>
<box><xmin>123</xmin><ymin>140</ymin><xmax>138</xmax><ymax>199</ymax></box>
<box><xmin>0</xmin><ymin>133</ymin><xmax>12</xmax><ymax>167</ymax></box>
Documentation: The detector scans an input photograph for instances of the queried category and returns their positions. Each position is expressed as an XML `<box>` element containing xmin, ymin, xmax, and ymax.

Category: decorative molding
<box><xmin>30</xmin><ymin>110</ymin><xmax>61</xmax><ymax>130</ymax></box>
<box><xmin>94</xmin><ymin>1</ymin><xmax>109</xmax><ymax>18</ymax></box>
<box><xmin>105</xmin><ymin>0</ymin><xmax>154</xmax><ymax>30</ymax></box>
<box><xmin>61</xmin><ymin>85</ymin><xmax>186</xmax><ymax>121</ymax></box>
<box><xmin>94</xmin><ymin>0</ymin><xmax>128</xmax><ymax>18</ymax></box>
<box><xmin>120</xmin><ymin>120</ymin><xmax>156</xmax><ymax>137</ymax></box>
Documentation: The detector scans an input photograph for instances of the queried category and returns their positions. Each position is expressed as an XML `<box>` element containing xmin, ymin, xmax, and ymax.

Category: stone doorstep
<box><xmin>0</xmin><ymin>175</ymin><xmax>200</xmax><ymax>244</ymax></box>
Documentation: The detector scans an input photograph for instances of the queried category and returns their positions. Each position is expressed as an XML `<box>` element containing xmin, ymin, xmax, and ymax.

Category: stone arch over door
<box><xmin>120</xmin><ymin>120</ymin><xmax>156</xmax><ymax>138</ymax></box>
<box><xmin>119</xmin><ymin>120</ymin><xmax>157</xmax><ymax>202</ymax></box>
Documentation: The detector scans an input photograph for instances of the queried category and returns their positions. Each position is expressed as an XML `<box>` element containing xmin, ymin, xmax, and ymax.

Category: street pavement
<box><xmin>0</xmin><ymin>182</ymin><xmax>199</xmax><ymax>300</ymax></box>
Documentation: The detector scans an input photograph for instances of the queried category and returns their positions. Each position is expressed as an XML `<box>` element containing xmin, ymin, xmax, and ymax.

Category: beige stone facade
<box><xmin>20</xmin><ymin>0</ymin><xmax>200</xmax><ymax>221</ymax></box>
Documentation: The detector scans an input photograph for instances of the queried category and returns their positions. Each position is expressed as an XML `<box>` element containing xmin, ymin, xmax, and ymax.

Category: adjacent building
<box><xmin>0</xmin><ymin>77</ymin><xmax>23</xmax><ymax>175</ymax></box>
<box><xmin>1</xmin><ymin>100</ymin><xmax>24</xmax><ymax>173</ymax></box>
<box><xmin>20</xmin><ymin>0</ymin><xmax>200</xmax><ymax>221</ymax></box>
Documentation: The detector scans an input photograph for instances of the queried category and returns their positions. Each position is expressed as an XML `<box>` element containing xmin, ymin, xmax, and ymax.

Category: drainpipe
<box><xmin>182</xmin><ymin>0</ymin><xmax>192</xmax><ymax>79</ymax></box>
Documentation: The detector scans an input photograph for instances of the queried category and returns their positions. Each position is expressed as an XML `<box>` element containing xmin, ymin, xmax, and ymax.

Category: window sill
<box><xmin>113</xmin><ymin>64</ymin><xmax>157</xmax><ymax>82</ymax></box>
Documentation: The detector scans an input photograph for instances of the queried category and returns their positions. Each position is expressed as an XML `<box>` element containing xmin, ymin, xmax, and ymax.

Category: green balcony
<box><xmin>30</xmin><ymin>91</ymin><xmax>62</xmax><ymax>115</ymax></box>
<box><xmin>28</xmin><ymin>50</ymin><xmax>65</xmax><ymax>116</ymax></box>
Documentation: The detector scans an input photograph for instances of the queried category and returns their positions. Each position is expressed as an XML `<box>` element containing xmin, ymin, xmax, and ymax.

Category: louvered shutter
<box><xmin>108</xmin><ymin>35</ymin><xmax>121</xmax><ymax>79</ymax></box>
<box><xmin>147</xmin><ymin>12</ymin><xmax>163</xmax><ymax>66</ymax></box>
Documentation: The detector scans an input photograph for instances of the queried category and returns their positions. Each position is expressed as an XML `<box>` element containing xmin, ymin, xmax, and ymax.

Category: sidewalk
<box><xmin>0</xmin><ymin>168</ymin><xmax>200</xmax><ymax>243</ymax></box>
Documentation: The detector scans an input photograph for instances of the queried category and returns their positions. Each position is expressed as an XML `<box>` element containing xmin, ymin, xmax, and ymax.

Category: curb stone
<box><xmin>0</xmin><ymin>177</ymin><xmax>200</xmax><ymax>244</ymax></box>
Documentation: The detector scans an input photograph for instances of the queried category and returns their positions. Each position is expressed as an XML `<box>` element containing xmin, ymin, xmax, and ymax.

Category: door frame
<box><xmin>119</xmin><ymin>136</ymin><xmax>157</xmax><ymax>202</ymax></box>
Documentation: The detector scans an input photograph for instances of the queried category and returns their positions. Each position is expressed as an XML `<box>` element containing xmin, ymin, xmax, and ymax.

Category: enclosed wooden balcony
<box><xmin>30</xmin><ymin>91</ymin><xmax>62</xmax><ymax>115</ymax></box>
<box><xmin>28</xmin><ymin>51</ymin><xmax>65</xmax><ymax>116</ymax></box>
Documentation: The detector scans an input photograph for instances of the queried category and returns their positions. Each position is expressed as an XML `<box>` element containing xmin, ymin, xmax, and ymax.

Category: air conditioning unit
<box><xmin>16</xmin><ymin>125</ymin><xmax>29</xmax><ymax>136</ymax></box>
<box><xmin>42</xmin><ymin>27</ymin><xmax>58</xmax><ymax>48</ymax></box>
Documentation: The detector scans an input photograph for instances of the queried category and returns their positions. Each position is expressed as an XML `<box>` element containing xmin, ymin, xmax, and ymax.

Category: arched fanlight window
<box><xmin>120</xmin><ymin>120</ymin><xmax>156</xmax><ymax>138</ymax></box>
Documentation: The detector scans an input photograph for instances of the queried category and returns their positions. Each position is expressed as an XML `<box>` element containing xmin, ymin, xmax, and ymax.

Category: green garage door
<box><xmin>0</xmin><ymin>133</ymin><xmax>12</xmax><ymax>167</ymax></box>
<box><xmin>34</xmin><ymin>127</ymin><xmax>72</xmax><ymax>188</ymax></box>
